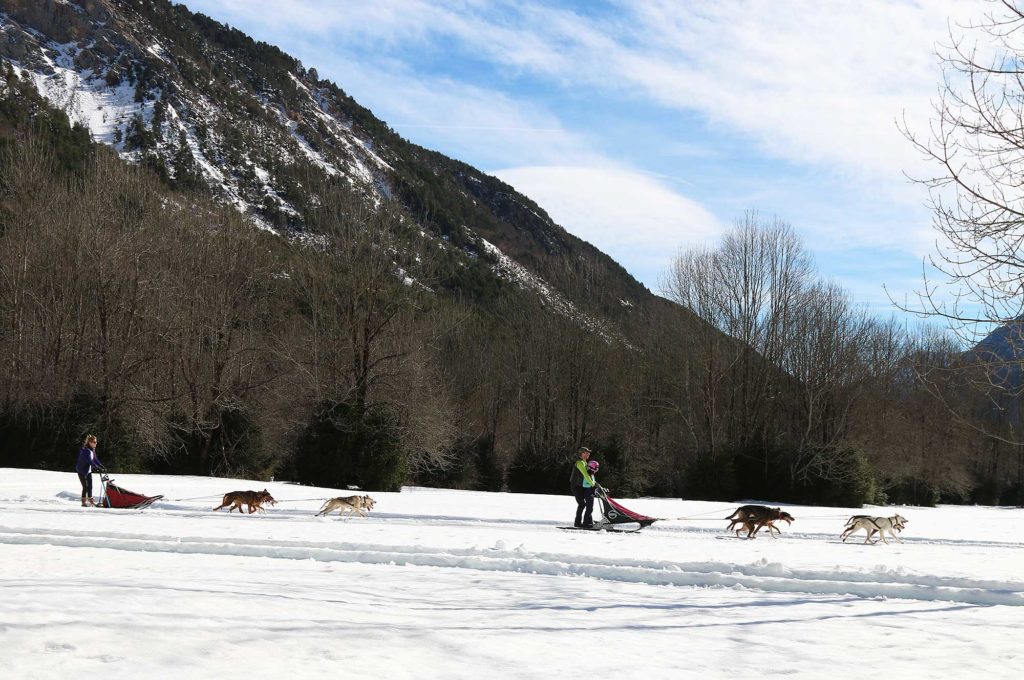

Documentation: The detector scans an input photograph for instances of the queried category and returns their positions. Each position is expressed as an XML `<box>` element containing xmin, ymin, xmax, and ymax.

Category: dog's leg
<box><xmin>732</xmin><ymin>516</ymin><xmax>753</xmax><ymax>537</ymax></box>
<box><xmin>752</xmin><ymin>520</ymin><xmax>763</xmax><ymax>538</ymax></box>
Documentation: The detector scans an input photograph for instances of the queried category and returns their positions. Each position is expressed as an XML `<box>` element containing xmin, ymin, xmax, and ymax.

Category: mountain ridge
<box><xmin>0</xmin><ymin>0</ymin><xmax>670</xmax><ymax>330</ymax></box>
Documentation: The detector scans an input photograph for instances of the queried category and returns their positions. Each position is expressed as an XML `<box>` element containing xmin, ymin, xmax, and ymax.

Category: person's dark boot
<box><xmin>81</xmin><ymin>493</ymin><xmax>88</xmax><ymax>507</ymax></box>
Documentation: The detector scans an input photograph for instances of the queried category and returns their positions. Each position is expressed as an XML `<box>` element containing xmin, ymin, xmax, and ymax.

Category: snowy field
<box><xmin>1</xmin><ymin>469</ymin><xmax>1022</xmax><ymax>679</ymax></box>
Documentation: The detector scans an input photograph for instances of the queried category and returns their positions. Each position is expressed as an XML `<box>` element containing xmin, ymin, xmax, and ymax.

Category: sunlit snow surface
<box><xmin>1</xmin><ymin>469</ymin><xmax>1022</xmax><ymax>679</ymax></box>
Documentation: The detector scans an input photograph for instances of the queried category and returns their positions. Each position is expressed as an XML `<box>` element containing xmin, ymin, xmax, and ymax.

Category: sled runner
<box><xmin>98</xmin><ymin>473</ymin><xmax>163</xmax><ymax>509</ymax></box>
<box><xmin>560</xmin><ymin>485</ymin><xmax>658</xmax><ymax>532</ymax></box>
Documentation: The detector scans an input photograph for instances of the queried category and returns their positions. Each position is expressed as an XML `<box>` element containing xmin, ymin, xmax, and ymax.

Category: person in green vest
<box><xmin>569</xmin><ymin>446</ymin><xmax>597</xmax><ymax>527</ymax></box>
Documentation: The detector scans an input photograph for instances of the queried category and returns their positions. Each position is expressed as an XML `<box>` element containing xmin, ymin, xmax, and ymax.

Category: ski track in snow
<box><xmin>2</xmin><ymin>518</ymin><xmax>1022</xmax><ymax>608</ymax></box>
<box><xmin>3</xmin><ymin>471</ymin><xmax>1024</xmax><ymax>678</ymax></box>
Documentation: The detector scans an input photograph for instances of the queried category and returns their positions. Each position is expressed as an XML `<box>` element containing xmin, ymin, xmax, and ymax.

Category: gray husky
<box><xmin>840</xmin><ymin>514</ymin><xmax>907</xmax><ymax>544</ymax></box>
<box><xmin>317</xmin><ymin>494</ymin><xmax>377</xmax><ymax>518</ymax></box>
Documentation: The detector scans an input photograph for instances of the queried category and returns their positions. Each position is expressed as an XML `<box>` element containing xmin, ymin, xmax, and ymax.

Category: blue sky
<box><xmin>179</xmin><ymin>0</ymin><xmax>985</xmax><ymax>316</ymax></box>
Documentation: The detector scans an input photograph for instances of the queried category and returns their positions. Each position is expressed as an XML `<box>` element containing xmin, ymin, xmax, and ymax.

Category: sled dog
<box><xmin>840</xmin><ymin>514</ymin><xmax>907</xmax><ymax>544</ymax></box>
<box><xmin>728</xmin><ymin>515</ymin><xmax>788</xmax><ymax>538</ymax></box>
<box><xmin>724</xmin><ymin>505</ymin><xmax>795</xmax><ymax>538</ymax></box>
<box><xmin>213</xmin><ymin>489</ymin><xmax>276</xmax><ymax>514</ymax></box>
<box><xmin>317</xmin><ymin>494</ymin><xmax>376</xmax><ymax>518</ymax></box>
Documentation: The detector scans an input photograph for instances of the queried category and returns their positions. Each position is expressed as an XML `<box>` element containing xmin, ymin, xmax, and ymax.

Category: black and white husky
<box><xmin>840</xmin><ymin>514</ymin><xmax>907</xmax><ymax>544</ymax></box>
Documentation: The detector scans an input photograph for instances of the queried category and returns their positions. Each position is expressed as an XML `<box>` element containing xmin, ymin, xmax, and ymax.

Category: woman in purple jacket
<box><xmin>75</xmin><ymin>434</ymin><xmax>104</xmax><ymax>507</ymax></box>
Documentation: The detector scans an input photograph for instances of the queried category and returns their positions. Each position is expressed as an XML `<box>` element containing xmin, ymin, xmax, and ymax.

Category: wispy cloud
<box><xmin>496</xmin><ymin>165</ymin><xmax>725</xmax><ymax>288</ymax></box>
<box><xmin>301</xmin><ymin>57</ymin><xmax>598</xmax><ymax>169</ymax></box>
<box><xmin>609</xmin><ymin>1</ymin><xmax>984</xmax><ymax>191</ymax></box>
<box><xmin>189</xmin><ymin>0</ymin><xmax>977</xmax><ymax>189</ymax></box>
<box><xmin>181</xmin><ymin>0</ymin><xmax>985</xmax><ymax>304</ymax></box>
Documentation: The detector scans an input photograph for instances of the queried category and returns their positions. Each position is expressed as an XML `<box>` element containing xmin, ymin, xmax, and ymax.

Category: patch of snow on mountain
<box><xmin>478</xmin><ymin>236</ymin><xmax>573</xmax><ymax>312</ymax></box>
<box><xmin>146</xmin><ymin>43</ymin><xmax>168</xmax><ymax>62</ymax></box>
<box><xmin>478</xmin><ymin>236</ymin><xmax>621</xmax><ymax>340</ymax></box>
<box><xmin>12</xmin><ymin>44</ymin><xmax>143</xmax><ymax>146</ymax></box>
<box><xmin>290</xmin><ymin>73</ymin><xmax>393</xmax><ymax>177</ymax></box>
<box><xmin>163</xmin><ymin>100</ymin><xmax>247</xmax><ymax>211</ymax></box>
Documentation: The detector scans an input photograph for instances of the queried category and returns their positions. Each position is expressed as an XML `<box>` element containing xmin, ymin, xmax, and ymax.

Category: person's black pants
<box><xmin>78</xmin><ymin>472</ymin><xmax>92</xmax><ymax>498</ymax></box>
<box><xmin>572</xmin><ymin>486</ymin><xmax>595</xmax><ymax>526</ymax></box>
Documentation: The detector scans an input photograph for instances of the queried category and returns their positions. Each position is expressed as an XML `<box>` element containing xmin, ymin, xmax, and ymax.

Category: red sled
<box><xmin>98</xmin><ymin>473</ymin><xmax>163</xmax><ymax>509</ymax></box>
<box><xmin>560</xmin><ymin>485</ymin><xmax>659</xmax><ymax>532</ymax></box>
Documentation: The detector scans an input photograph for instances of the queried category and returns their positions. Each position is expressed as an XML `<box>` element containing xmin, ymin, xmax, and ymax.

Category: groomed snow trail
<box><xmin>2</xmin><ymin>524</ymin><xmax>1022</xmax><ymax>608</ymax></box>
<box><xmin>1</xmin><ymin>470</ymin><xmax>1022</xmax><ymax>679</ymax></box>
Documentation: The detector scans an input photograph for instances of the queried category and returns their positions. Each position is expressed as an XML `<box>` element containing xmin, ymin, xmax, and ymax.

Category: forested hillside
<box><xmin>1</xmin><ymin>0</ymin><xmax>1020</xmax><ymax>506</ymax></box>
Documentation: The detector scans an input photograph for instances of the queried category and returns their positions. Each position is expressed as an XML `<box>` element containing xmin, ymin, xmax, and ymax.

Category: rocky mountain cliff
<box><xmin>0</xmin><ymin>0</ymin><xmax>675</xmax><ymax>330</ymax></box>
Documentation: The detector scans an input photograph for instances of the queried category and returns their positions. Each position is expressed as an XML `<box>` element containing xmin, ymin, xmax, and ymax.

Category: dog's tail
<box><xmin>724</xmin><ymin>510</ymin><xmax>742</xmax><ymax>520</ymax></box>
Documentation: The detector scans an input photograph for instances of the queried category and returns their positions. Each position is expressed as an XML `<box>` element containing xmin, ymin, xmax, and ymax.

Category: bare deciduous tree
<box><xmin>901</xmin><ymin>3</ymin><xmax>1024</xmax><ymax>488</ymax></box>
<box><xmin>662</xmin><ymin>212</ymin><xmax>813</xmax><ymax>457</ymax></box>
<box><xmin>289</xmin><ymin>190</ymin><xmax>454</xmax><ymax>474</ymax></box>
<box><xmin>902</xmin><ymin>2</ymin><xmax>1024</xmax><ymax>374</ymax></box>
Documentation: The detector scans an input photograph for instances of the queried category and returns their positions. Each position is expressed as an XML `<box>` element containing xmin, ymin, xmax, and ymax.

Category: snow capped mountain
<box><xmin>2</xmin><ymin>0</ymin><xmax>389</xmax><ymax>226</ymax></box>
<box><xmin>0</xmin><ymin>0</ymin><xmax>657</xmax><ymax>327</ymax></box>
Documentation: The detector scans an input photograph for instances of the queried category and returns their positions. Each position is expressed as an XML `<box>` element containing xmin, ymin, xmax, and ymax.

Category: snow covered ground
<box><xmin>1</xmin><ymin>469</ymin><xmax>1022</xmax><ymax>679</ymax></box>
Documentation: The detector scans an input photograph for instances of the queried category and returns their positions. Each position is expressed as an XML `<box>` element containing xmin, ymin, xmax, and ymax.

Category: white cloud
<box><xmin>189</xmin><ymin>0</ymin><xmax>987</xmax><ymax>194</ymax></box>
<box><xmin>495</xmin><ymin>165</ymin><xmax>725</xmax><ymax>287</ymax></box>
<box><xmin>312</xmin><ymin>59</ymin><xmax>598</xmax><ymax>169</ymax></box>
<box><xmin>180</xmin><ymin>0</ymin><xmax>992</xmax><ymax>294</ymax></box>
<box><xmin>606</xmin><ymin>1</ymin><xmax>985</xmax><ymax>192</ymax></box>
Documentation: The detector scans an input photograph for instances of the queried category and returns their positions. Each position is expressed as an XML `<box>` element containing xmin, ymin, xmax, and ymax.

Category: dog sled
<box><xmin>561</xmin><ymin>485</ymin><xmax>658</xmax><ymax>532</ymax></box>
<box><xmin>97</xmin><ymin>473</ymin><xmax>163</xmax><ymax>509</ymax></box>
